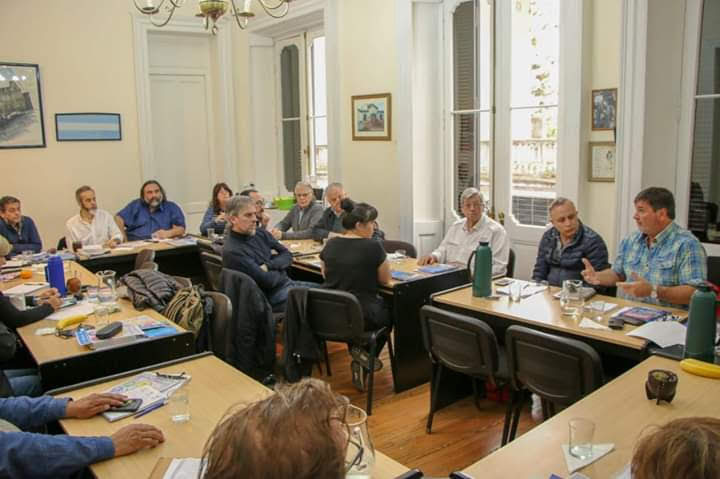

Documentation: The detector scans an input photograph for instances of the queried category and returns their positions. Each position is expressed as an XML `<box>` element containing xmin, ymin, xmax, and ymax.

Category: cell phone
<box><xmin>494</xmin><ymin>278</ymin><xmax>513</xmax><ymax>286</ymax></box>
<box><xmin>110</xmin><ymin>398</ymin><xmax>142</xmax><ymax>412</ymax></box>
<box><xmin>608</xmin><ymin>317</ymin><xmax>625</xmax><ymax>330</ymax></box>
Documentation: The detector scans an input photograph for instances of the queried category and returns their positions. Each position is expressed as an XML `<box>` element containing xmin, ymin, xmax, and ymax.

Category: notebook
<box><xmin>102</xmin><ymin>372</ymin><xmax>190</xmax><ymax>422</ymax></box>
<box><xmin>417</xmin><ymin>264</ymin><xmax>457</xmax><ymax>274</ymax></box>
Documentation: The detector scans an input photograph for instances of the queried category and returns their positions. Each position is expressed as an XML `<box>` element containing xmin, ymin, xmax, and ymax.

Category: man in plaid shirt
<box><xmin>582</xmin><ymin>187</ymin><xmax>707</xmax><ymax>308</ymax></box>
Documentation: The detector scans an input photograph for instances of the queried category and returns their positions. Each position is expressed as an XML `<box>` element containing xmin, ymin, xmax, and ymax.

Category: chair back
<box><xmin>708</xmin><ymin>256</ymin><xmax>720</xmax><ymax>286</ymax></box>
<box><xmin>200</xmin><ymin>252</ymin><xmax>223</xmax><ymax>291</ymax></box>
<box><xmin>57</xmin><ymin>237</ymin><xmax>67</xmax><ymax>251</ymax></box>
<box><xmin>505</xmin><ymin>325</ymin><xmax>603</xmax><ymax>406</ymax></box>
<box><xmin>382</xmin><ymin>240</ymin><xmax>418</xmax><ymax>259</ymax></box>
<box><xmin>305</xmin><ymin>288</ymin><xmax>365</xmax><ymax>342</ymax></box>
<box><xmin>198</xmin><ymin>238</ymin><xmax>223</xmax><ymax>255</ymax></box>
<box><xmin>204</xmin><ymin>291</ymin><xmax>233</xmax><ymax>360</ymax></box>
<box><xmin>135</xmin><ymin>249</ymin><xmax>156</xmax><ymax>270</ymax></box>
<box><xmin>138</xmin><ymin>261</ymin><xmax>159</xmax><ymax>271</ymax></box>
<box><xmin>420</xmin><ymin>306</ymin><xmax>500</xmax><ymax>380</ymax></box>
<box><xmin>506</xmin><ymin>248</ymin><xmax>516</xmax><ymax>278</ymax></box>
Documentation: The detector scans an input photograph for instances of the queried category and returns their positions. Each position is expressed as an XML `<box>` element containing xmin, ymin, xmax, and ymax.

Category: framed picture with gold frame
<box><xmin>351</xmin><ymin>93</ymin><xmax>391</xmax><ymax>141</ymax></box>
<box><xmin>589</xmin><ymin>141</ymin><xmax>616</xmax><ymax>182</ymax></box>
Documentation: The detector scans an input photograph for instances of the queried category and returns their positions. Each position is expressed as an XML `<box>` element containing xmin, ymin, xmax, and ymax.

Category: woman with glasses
<box><xmin>200</xmin><ymin>183</ymin><xmax>233</xmax><ymax>237</ymax></box>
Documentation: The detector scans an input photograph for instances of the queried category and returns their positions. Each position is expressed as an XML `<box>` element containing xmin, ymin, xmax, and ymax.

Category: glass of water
<box><xmin>569</xmin><ymin>418</ymin><xmax>595</xmax><ymax>460</ymax></box>
<box><xmin>169</xmin><ymin>386</ymin><xmax>190</xmax><ymax>423</ymax></box>
<box><xmin>344</xmin><ymin>404</ymin><xmax>375</xmax><ymax>479</ymax></box>
<box><xmin>560</xmin><ymin>280</ymin><xmax>585</xmax><ymax>317</ymax></box>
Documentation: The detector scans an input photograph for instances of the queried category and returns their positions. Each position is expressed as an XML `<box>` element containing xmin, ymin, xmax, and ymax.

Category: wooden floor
<box><xmin>311</xmin><ymin>343</ymin><xmax>544</xmax><ymax>476</ymax></box>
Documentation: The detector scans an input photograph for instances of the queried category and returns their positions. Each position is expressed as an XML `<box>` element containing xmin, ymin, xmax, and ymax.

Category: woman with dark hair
<box><xmin>200</xmin><ymin>183</ymin><xmax>233</xmax><ymax>236</ymax></box>
<box><xmin>319</xmin><ymin>199</ymin><xmax>391</xmax><ymax>391</ymax></box>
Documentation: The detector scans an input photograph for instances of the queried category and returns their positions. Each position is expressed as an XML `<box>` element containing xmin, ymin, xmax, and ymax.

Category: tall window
<box><xmin>278</xmin><ymin>33</ymin><xmax>328</xmax><ymax>192</ymax></box>
<box><xmin>688</xmin><ymin>0</ymin><xmax>720</xmax><ymax>244</ymax></box>
<box><xmin>451</xmin><ymin>0</ymin><xmax>559</xmax><ymax>226</ymax></box>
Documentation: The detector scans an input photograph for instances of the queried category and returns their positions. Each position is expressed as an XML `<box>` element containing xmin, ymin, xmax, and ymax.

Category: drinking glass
<box><xmin>509</xmin><ymin>282</ymin><xmax>524</xmax><ymax>302</ymax></box>
<box><xmin>394</xmin><ymin>249</ymin><xmax>406</xmax><ymax>263</ymax></box>
<box><xmin>94</xmin><ymin>304</ymin><xmax>110</xmax><ymax>328</ymax></box>
<box><xmin>169</xmin><ymin>387</ymin><xmax>190</xmax><ymax>423</ymax></box>
<box><xmin>569</xmin><ymin>418</ymin><xmax>595</xmax><ymax>460</ymax></box>
<box><xmin>560</xmin><ymin>280</ymin><xmax>585</xmax><ymax>317</ymax></box>
<box><xmin>344</xmin><ymin>404</ymin><xmax>375</xmax><ymax>479</ymax></box>
<box><xmin>97</xmin><ymin>270</ymin><xmax>118</xmax><ymax>308</ymax></box>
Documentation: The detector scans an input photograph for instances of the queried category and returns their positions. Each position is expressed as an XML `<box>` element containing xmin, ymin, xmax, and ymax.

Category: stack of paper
<box><xmin>626</xmin><ymin>321</ymin><xmax>687</xmax><ymax>348</ymax></box>
<box><xmin>103</xmin><ymin>372</ymin><xmax>191</xmax><ymax>422</ymax></box>
<box><xmin>4</xmin><ymin>282</ymin><xmax>49</xmax><ymax>296</ymax></box>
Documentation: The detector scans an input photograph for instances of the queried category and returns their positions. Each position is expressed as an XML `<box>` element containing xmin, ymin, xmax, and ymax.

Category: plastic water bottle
<box><xmin>45</xmin><ymin>255</ymin><xmax>67</xmax><ymax>296</ymax></box>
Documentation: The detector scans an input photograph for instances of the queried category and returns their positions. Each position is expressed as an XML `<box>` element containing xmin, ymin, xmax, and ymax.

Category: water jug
<box><xmin>467</xmin><ymin>241</ymin><xmax>492</xmax><ymax>297</ymax></box>
<box><xmin>684</xmin><ymin>284</ymin><xmax>718</xmax><ymax>363</ymax></box>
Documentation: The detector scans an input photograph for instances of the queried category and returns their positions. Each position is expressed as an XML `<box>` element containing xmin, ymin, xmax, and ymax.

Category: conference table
<box><xmin>1</xmin><ymin>262</ymin><xmax>195</xmax><ymax>391</ymax></box>
<box><xmin>462</xmin><ymin>355</ymin><xmax>720</xmax><ymax>478</ymax></box>
<box><xmin>53</xmin><ymin>353</ymin><xmax>409</xmax><ymax>479</ymax></box>
<box><xmin>284</xmin><ymin>240</ymin><xmax>470</xmax><ymax>393</ymax></box>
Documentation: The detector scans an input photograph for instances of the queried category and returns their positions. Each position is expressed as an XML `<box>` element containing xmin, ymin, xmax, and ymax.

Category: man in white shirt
<box><xmin>65</xmin><ymin>186</ymin><xmax>123</xmax><ymax>251</ymax></box>
<box><xmin>419</xmin><ymin>187</ymin><xmax>510</xmax><ymax>276</ymax></box>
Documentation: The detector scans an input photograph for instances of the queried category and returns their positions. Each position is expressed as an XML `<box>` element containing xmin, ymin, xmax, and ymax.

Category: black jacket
<box><xmin>283</xmin><ymin>287</ymin><xmax>322</xmax><ymax>382</ymax></box>
<box><xmin>121</xmin><ymin>270</ymin><xmax>183</xmax><ymax>312</ymax></box>
<box><xmin>218</xmin><ymin>269</ymin><xmax>275</xmax><ymax>381</ymax></box>
<box><xmin>311</xmin><ymin>207</ymin><xmax>386</xmax><ymax>241</ymax></box>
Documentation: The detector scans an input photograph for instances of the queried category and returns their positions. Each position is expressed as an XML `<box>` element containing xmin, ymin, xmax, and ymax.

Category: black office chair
<box><xmin>305</xmin><ymin>288</ymin><xmax>394</xmax><ymax>415</ymax></box>
<box><xmin>57</xmin><ymin>237</ymin><xmax>67</xmax><ymax>251</ymax></box>
<box><xmin>382</xmin><ymin>240</ymin><xmax>418</xmax><ymax>259</ymax></box>
<box><xmin>204</xmin><ymin>291</ymin><xmax>233</xmax><ymax>361</ymax></box>
<box><xmin>134</xmin><ymin>249</ymin><xmax>156</xmax><ymax>270</ymax></box>
<box><xmin>506</xmin><ymin>248</ymin><xmax>516</xmax><ymax>278</ymax></box>
<box><xmin>503</xmin><ymin>325</ymin><xmax>604</xmax><ymax>445</ymax></box>
<box><xmin>419</xmin><ymin>306</ymin><xmax>509</xmax><ymax>433</ymax></box>
<box><xmin>200</xmin><ymin>252</ymin><xmax>223</xmax><ymax>292</ymax></box>
<box><xmin>708</xmin><ymin>256</ymin><xmax>720</xmax><ymax>286</ymax></box>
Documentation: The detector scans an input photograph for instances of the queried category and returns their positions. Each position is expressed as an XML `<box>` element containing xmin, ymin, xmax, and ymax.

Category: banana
<box><xmin>56</xmin><ymin>314</ymin><xmax>88</xmax><ymax>330</ymax></box>
<box><xmin>679</xmin><ymin>358</ymin><xmax>720</xmax><ymax>379</ymax></box>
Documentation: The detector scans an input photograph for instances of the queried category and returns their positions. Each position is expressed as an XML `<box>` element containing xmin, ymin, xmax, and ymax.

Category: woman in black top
<box><xmin>319</xmin><ymin>199</ymin><xmax>391</xmax><ymax>389</ymax></box>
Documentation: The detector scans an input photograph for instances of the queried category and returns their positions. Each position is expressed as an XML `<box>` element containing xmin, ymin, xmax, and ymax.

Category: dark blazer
<box><xmin>0</xmin><ymin>217</ymin><xmax>42</xmax><ymax>257</ymax></box>
<box><xmin>532</xmin><ymin>222</ymin><xmax>610</xmax><ymax>286</ymax></box>
<box><xmin>274</xmin><ymin>202</ymin><xmax>324</xmax><ymax>240</ymax></box>
<box><xmin>311</xmin><ymin>207</ymin><xmax>386</xmax><ymax>242</ymax></box>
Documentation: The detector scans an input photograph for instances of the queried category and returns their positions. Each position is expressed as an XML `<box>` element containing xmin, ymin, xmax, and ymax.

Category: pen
<box><xmin>133</xmin><ymin>401</ymin><xmax>166</xmax><ymax>419</ymax></box>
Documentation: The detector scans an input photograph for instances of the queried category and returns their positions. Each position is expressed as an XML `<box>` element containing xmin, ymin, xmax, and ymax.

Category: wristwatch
<box><xmin>650</xmin><ymin>284</ymin><xmax>658</xmax><ymax>300</ymax></box>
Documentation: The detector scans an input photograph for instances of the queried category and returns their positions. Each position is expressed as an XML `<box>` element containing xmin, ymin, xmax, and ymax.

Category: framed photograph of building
<box><xmin>55</xmin><ymin>113</ymin><xmax>122</xmax><ymax>141</ymax></box>
<box><xmin>0</xmin><ymin>62</ymin><xmax>46</xmax><ymax>149</ymax></box>
<box><xmin>589</xmin><ymin>141</ymin><xmax>616</xmax><ymax>182</ymax></box>
<box><xmin>352</xmin><ymin>93</ymin><xmax>391</xmax><ymax>141</ymax></box>
<box><xmin>591</xmin><ymin>88</ymin><xmax>617</xmax><ymax>131</ymax></box>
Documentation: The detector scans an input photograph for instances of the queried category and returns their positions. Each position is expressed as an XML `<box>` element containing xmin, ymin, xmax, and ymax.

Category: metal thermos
<box><xmin>467</xmin><ymin>241</ymin><xmax>492</xmax><ymax>297</ymax></box>
<box><xmin>684</xmin><ymin>284</ymin><xmax>717</xmax><ymax>363</ymax></box>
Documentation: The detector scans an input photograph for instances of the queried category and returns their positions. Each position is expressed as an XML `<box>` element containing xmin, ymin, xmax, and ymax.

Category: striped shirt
<box><xmin>612</xmin><ymin>222</ymin><xmax>707</xmax><ymax>307</ymax></box>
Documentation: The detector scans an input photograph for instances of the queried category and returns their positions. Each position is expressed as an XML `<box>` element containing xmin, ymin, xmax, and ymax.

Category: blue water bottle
<box><xmin>45</xmin><ymin>255</ymin><xmax>67</xmax><ymax>296</ymax></box>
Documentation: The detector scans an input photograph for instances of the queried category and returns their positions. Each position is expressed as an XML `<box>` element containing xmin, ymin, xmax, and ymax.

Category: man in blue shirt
<box><xmin>582</xmin><ymin>187</ymin><xmax>707</xmax><ymax>307</ymax></box>
<box><xmin>116</xmin><ymin>180</ymin><xmax>186</xmax><ymax>241</ymax></box>
<box><xmin>0</xmin><ymin>196</ymin><xmax>42</xmax><ymax>257</ymax></box>
<box><xmin>0</xmin><ymin>392</ymin><xmax>164</xmax><ymax>478</ymax></box>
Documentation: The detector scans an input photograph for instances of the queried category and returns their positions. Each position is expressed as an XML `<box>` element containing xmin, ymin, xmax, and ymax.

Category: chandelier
<box><xmin>133</xmin><ymin>0</ymin><xmax>292</xmax><ymax>34</ymax></box>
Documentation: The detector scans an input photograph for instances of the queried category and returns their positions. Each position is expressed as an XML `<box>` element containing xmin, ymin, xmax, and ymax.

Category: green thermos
<box><xmin>467</xmin><ymin>241</ymin><xmax>492</xmax><ymax>297</ymax></box>
<box><xmin>684</xmin><ymin>284</ymin><xmax>718</xmax><ymax>363</ymax></box>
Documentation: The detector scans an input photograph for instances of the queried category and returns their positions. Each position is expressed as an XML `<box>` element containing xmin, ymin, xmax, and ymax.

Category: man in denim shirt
<box><xmin>0</xmin><ymin>196</ymin><xmax>42</xmax><ymax>256</ymax></box>
<box><xmin>532</xmin><ymin>198</ymin><xmax>609</xmax><ymax>286</ymax></box>
<box><xmin>0</xmin><ymin>393</ymin><xmax>163</xmax><ymax>478</ymax></box>
<box><xmin>116</xmin><ymin>180</ymin><xmax>186</xmax><ymax>241</ymax></box>
<box><xmin>582</xmin><ymin>187</ymin><xmax>707</xmax><ymax>308</ymax></box>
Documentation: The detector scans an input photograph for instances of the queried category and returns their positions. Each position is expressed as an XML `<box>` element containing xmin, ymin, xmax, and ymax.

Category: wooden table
<box><xmin>463</xmin><ymin>356</ymin><xmax>720</xmax><ymax>478</ymax></box>
<box><xmin>56</xmin><ymin>354</ymin><xmax>408</xmax><ymax>479</ymax></box>
<box><xmin>2</xmin><ymin>262</ymin><xmax>194</xmax><ymax>391</ymax></box>
<box><xmin>288</xmin><ymin>254</ymin><xmax>469</xmax><ymax>393</ymax></box>
<box><xmin>432</xmin><ymin>284</ymin><xmax>687</xmax><ymax>362</ymax></box>
<box><xmin>280</xmin><ymin>238</ymin><xmax>324</xmax><ymax>257</ymax></box>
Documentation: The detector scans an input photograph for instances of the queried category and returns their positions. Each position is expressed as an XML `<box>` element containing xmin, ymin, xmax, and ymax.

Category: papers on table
<box><xmin>561</xmin><ymin>443</ymin><xmax>615</xmax><ymax>474</ymax></box>
<box><xmin>163</xmin><ymin>458</ymin><xmax>203</xmax><ymax>479</ymax></box>
<box><xmin>391</xmin><ymin>271</ymin><xmax>422</xmax><ymax>281</ymax></box>
<box><xmin>585</xmin><ymin>300</ymin><xmax>618</xmax><ymax>314</ymax></box>
<box><xmin>103</xmin><ymin>385</ymin><xmax>167</xmax><ymax>422</ymax></box>
<box><xmin>496</xmin><ymin>283</ymin><xmax>548</xmax><ymax>298</ymax></box>
<box><xmin>2</xmin><ymin>259</ymin><xmax>26</xmax><ymax>269</ymax></box>
<box><xmin>46</xmin><ymin>302</ymin><xmax>95</xmax><ymax>321</ymax></box>
<box><xmin>626</xmin><ymin>321</ymin><xmax>687</xmax><ymax>348</ymax></box>
<box><xmin>166</xmin><ymin>237</ymin><xmax>197</xmax><ymax>247</ymax></box>
<box><xmin>3</xmin><ymin>282</ymin><xmax>49</xmax><ymax>296</ymax></box>
<box><xmin>417</xmin><ymin>264</ymin><xmax>458</xmax><ymax>274</ymax></box>
<box><xmin>578</xmin><ymin>318</ymin><xmax>611</xmax><ymax>331</ymax></box>
<box><xmin>103</xmin><ymin>371</ymin><xmax>191</xmax><ymax>422</ymax></box>
<box><xmin>552</xmin><ymin>287</ymin><xmax>597</xmax><ymax>301</ymax></box>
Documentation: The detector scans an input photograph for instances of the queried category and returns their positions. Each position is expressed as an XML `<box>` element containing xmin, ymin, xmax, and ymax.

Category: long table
<box><xmin>462</xmin><ymin>356</ymin><xmax>720</xmax><ymax>478</ymax></box>
<box><xmin>2</xmin><ymin>262</ymin><xmax>195</xmax><ymax>391</ymax></box>
<box><xmin>54</xmin><ymin>353</ymin><xmax>409</xmax><ymax>479</ymax></box>
<box><xmin>284</xmin><ymin>244</ymin><xmax>470</xmax><ymax>393</ymax></box>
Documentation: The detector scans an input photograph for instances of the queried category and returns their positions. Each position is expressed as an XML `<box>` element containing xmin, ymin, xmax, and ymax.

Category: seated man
<box><xmin>582</xmin><ymin>187</ymin><xmax>707</xmax><ymax>307</ymax></box>
<box><xmin>0</xmin><ymin>393</ymin><xmax>164</xmax><ymax>478</ymax></box>
<box><xmin>116</xmin><ymin>180</ymin><xmax>186</xmax><ymax>241</ymax></box>
<box><xmin>312</xmin><ymin>183</ymin><xmax>384</xmax><ymax>241</ymax></box>
<box><xmin>202</xmin><ymin>378</ymin><xmax>346</xmax><ymax>479</ymax></box>
<box><xmin>65</xmin><ymin>185</ymin><xmax>123</xmax><ymax>251</ymax></box>
<box><xmin>0</xmin><ymin>196</ymin><xmax>42</xmax><ymax>257</ymax></box>
<box><xmin>271</xmin><ymin>181</ymin><xmax>324</xmax><ymax>240</ymax></box>
<box><xmin>532</xmin><ymin>197</ymin><xmax>609</xmax><ymax>286</ymax></box>
<box><xmin>222</xmin><ymin>196</ymin><xmax>315</xmax><ymax>310</ymax></box>
<box><xmin>419</xmin><ymin>187</ymin><xmax>510</xmax><ymax>277</ymax></box>
<box><xmin>240</xmin><ymin>188</ymin><xmax>271</xmax><ymax>229</ymax></box>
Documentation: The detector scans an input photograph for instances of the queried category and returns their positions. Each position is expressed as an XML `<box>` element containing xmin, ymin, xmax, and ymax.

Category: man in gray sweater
<box><xmin>271</xmin><ymin>181</ymin><xmax>324</xmax><ymax>240</ymax></box>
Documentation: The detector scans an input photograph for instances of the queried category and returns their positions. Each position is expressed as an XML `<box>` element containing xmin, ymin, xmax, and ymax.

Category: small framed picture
<box><xmin>55</xmin><ymin>113</ymin><xmax>122</xmax><ymax>141</ymax></box>
<box><xmin>0</xmin><ymin>62</ymin><xmax>46</xmax><ymax>149</ymax></box>
<box><xmin>589</xmin><ymin>142</ymin><xmax>616</xmax><ymax>182</ymax></box>
<box><xmin>591</xmin><ymin>88</ymin><xmax>617</xmax><ymax>131</ymax></box>
<box><xmin>351</xmin><ymin>93</ymin><xmax>391</xmax><ymax>141</ymax></box>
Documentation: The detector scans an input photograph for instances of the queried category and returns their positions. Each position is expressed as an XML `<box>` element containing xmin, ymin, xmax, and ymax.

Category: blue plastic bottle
<box><xmin>45</xmin><ymin>255</ymin><xmax>67</xmax><ymax>296</ymax></box>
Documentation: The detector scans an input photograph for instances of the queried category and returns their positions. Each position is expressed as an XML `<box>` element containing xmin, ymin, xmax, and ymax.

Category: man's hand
<box><xmin>215</xmin><ymin>212</ymin><xmax>226</xmax><ymax>223</ymax></box>
<box><xmin>418</xmin><ymin>255</ymin><xmax>437</xmax><ymax>266</ymax></box>
<box><xmin>106</xmin><ymin>239</ymin><xmax>120</xmax><ymax>249</ymax></box>
<box><xmin>261</xmin><ymin>213</ymin><xmax>271</xmax><ymax>228</ymax></box>
<box><xmin>618</xmin><ymin>272</ymin><xmax>652</xmax><ymax>298</ymax></box>
<box><xmin>581</xmin><ymin>258</ymin><xmax>601</xmax><ymax>285</ymax></box>
<box><xmin>270</xmin><ymin>228</ymin><xmax>283</xmax><ymax>240</ymax></box>
<box><xmin>152</xmin><ymin>229</ymin><xmax>170</xmax><ymax>240</ymax></box>
<box><xmin>65</xmin><ymin>393</ymin><xmax>127</xmax><ymax>419</ymax></box>
<box><xmin>37</xmin><ymin>288</ymin><xmax>60</xmax><ymax>300</ymax></box>
<box><xmin>43</xmin><ymin>295</ymin><xmax>63</xmax><ymax>311</ymax></box>
<box><xmin>111</xmin><ymin>424</ymin><xmax>165</xmax><ymax>457</ymax></box>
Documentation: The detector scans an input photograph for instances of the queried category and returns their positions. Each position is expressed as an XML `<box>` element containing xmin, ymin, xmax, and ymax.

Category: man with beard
<box><xmin>65</xmin><ymin>186</ymin><xmax>123</xmax><ymax>251</ymax></box>
<box><xmin>115</xmin><ymin>180</ymin><xmax>186</xmax><ymax>241</ymax></box>
<box><xmin>0</xmin><ymin>196</ymin><xmax>42</xmax><ymax>257</ymax></box>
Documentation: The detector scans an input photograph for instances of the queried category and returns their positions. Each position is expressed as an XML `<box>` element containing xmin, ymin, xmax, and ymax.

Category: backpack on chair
<box><xmin>163</xmin><ymin>286</ymin><xmax>207</xmax><ymax>338</ymax></box>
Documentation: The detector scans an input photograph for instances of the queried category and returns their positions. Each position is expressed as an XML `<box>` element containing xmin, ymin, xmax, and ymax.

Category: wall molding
<box><xmin>396</xmin><ymin>0</ymin><xmax>414</xmax><ymax>242</ymax></box>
